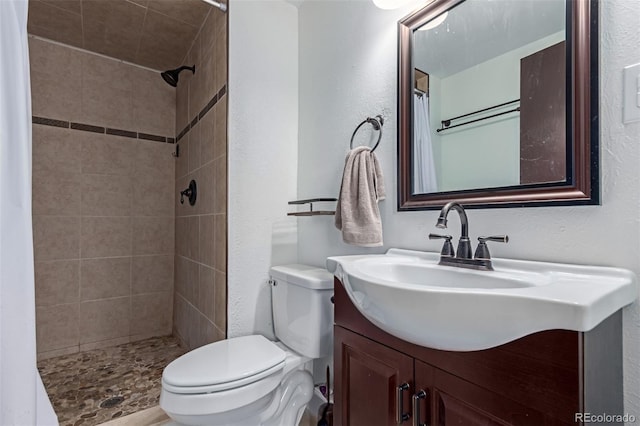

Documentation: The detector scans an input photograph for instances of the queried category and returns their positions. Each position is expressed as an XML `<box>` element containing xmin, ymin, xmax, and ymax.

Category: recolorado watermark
<box><xmin>575</xmin><ymin>412</ymin><xmax>636</xmax><ymax>423</ymax></box>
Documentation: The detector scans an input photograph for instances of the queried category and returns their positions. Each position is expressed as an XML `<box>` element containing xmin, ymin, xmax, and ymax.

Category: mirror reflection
<box><xmin>411</xmin><ymin>0</ymin><xmax>566</xmax><ymax>195</ymax></box>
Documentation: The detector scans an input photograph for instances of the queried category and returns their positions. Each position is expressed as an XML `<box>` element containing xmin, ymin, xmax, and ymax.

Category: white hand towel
<box><xmin>335</xmin><ymin>146</ymin><xmax>386</xmax><ymax>246</ymax></box>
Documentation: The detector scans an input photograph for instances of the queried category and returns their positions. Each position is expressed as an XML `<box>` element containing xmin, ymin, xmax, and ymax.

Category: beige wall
<box><xmin>30</xmin><ymin>37</ymin><xmax>177</xmax><ymax>359</ymax></box>
<box><xmin>173</xmin><ymin>7</ymin><xmax>227</xmax><ymax>350</ymax></box>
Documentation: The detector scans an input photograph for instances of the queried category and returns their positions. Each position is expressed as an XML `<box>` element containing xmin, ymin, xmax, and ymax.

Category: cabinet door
<box><xmin>413</xmin><ymin>359</ymin><xmax>434</xmax><ymax>426</ymax></box>
<box><xmin>334</xmin><ymin>326</ymin><xmax>414</xmax><ymax>426</ymax></box>
<box><xmin>430</xmin><ymin>364</ymin><xmax>546</xmax><ymax>426</ymax></box>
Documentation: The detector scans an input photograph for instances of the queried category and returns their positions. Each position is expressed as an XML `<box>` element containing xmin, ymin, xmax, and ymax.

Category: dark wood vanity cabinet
<box><xmin>333</xmin><ymin>278</ymin><xmax>624</xmax><ymax>426</ymax></box>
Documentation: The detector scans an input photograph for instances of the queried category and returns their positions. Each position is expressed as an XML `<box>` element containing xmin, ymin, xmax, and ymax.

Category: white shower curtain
<box><xmin>413</xmin><ymin>94</ymin><xmax>438</xmax><ymax>193</ymax></box>
<box><xmin>0</xmin><ymin>1</ymin><xmax>57</xmax><ymax>424</ymax></box>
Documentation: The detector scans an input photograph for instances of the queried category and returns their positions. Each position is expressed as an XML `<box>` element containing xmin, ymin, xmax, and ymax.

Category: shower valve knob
<box><xmin>180</xmin><ymin>180</ymin><xmax>197</xmax><ymax>206</ymax></box>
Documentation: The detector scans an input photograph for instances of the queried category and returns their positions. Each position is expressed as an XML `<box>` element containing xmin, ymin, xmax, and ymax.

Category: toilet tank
<box><xmin>269</xmin><ymin>264</ymin><xmax>334</xmax><ymax>358</ymax></box>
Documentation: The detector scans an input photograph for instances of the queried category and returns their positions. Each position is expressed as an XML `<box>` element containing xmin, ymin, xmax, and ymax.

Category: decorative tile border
<box><xmin>176</xmin><ymin>83</ymin><xmax>226</xmax><ymax>143</ymax></box>
<box><xmin>33</xmin><ymin>82</ymin><xmax>226</xmax><ymax>145</ymax></box>
<box><xmin>32</xmin><ymin>116</ymin><xmax>174</xmax><ymax>144</ymax></box>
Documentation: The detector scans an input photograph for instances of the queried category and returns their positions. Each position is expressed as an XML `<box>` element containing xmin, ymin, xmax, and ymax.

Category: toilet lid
<box><xmin>163</xmin><ymin>335</ymin><xmax>286</xmax><ymax>389</ymax></box>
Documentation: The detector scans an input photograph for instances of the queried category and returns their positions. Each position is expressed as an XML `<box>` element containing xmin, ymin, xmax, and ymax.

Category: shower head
<box><xmin>160</xmin><ymin>65</ymin><xmax>195</xmax><ymax>87</ymax></box>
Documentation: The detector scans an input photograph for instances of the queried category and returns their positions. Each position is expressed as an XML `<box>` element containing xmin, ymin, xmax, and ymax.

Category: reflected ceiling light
<box><xmin>372</xmin><ymin>0</ymin><xmax>416</xmax><ymax>10</ymax></box>
<box><xmin>417</xmin><ymin>11</ymin><xmax>448</xmax><ymax>30</ymax></box>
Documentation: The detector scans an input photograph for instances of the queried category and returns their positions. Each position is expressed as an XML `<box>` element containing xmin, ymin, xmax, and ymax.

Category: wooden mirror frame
<box><xmin>397</xmin><ymin>0</ymin><xmax>599</xmax><ymax>210</ymax></box>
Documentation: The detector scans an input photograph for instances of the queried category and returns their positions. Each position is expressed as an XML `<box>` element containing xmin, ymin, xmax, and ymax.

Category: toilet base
<box><xmin>163</xmin><ymin>369</ymin><xmax>314</xmax><ymax>426</ymax></box>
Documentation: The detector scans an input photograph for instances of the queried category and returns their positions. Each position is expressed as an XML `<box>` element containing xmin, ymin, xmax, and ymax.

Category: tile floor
<box><xmin>38</xmin><ymin>336</ymin><xmax>186</xmax><ymax>426</ymax></box>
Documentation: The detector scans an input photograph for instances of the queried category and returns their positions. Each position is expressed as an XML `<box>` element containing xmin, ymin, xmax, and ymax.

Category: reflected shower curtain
<box><xmin>0</xmin><ymin>1</ymin><xmax>56</xmax><ymax>424</ymax></box>
<box><xmin>413</xmin><ymin>94</ymin><xmax>438</xmax><ymax>193</ymax></box>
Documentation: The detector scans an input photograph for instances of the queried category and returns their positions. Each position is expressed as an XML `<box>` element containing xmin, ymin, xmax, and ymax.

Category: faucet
<box><xmin>436</xmin><ymin>201</ymin><xmax>472</xmax><ymax>259</ymax></box>
<box><xmin>429</xmin><ymin>201</ymin><xmax>508</xmax><ymax>270</ymax></box>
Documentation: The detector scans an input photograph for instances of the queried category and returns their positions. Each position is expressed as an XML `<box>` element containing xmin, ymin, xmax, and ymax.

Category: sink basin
<box><xmin>326</xmin><ymin>249</ymin><xmax>637</xmax><ymax>351</ymax></box>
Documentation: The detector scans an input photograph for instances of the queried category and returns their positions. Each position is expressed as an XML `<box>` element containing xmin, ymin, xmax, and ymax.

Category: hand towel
<box><xmin>335</xmin><ymin>146</ymin><xmax>386</xmax><ymax>246</ymax></box>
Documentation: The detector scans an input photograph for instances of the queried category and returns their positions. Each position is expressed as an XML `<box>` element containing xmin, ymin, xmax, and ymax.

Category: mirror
<box><xmin>398</xmin><ymin>0</ymin><xmax>599</xmax><ymax>210</ymax></box>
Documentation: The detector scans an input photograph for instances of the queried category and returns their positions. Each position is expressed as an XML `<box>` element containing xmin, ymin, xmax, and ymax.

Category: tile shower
<box><xmin>29</xmin><ymin>0</ymin><xmax>228</xmax><ymax>422</ymax></box>
<box><xmin>31</xmin><ymin>37</ymin><xmax>177</xmax><ymax>359</ymax></box>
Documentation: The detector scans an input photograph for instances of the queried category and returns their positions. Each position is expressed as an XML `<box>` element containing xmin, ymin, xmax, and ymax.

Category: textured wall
<box><xmin>296</xmin><ymin>0</ymin><xmax>640</xmax><ymax>416</ymax></box>
<box><xmin>228</xmin><ymin>0</ymin><xmax>299</xmax><ymax>339</ymax></box>
<box><xmin>30</xmin><ymin>37</ymin><xmax>176</xmax><ymax>359</ymax></box>
<box><xmin>173</xmin><ymin>6</ymin><xmax>228</xmax><ymax>350</ymax></box>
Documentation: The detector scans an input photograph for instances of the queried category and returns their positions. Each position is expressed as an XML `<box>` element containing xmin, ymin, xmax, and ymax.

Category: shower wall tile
<box><xmin>136</xmin><ymin>10</ymin><xmax>198</xmax><ymax>72</ymax></box>
<box><xmin>32</xmin><ymin>125</ymin><xmax>81</xmax><ymax>173</ymax></box>
<box><xmin>33</xmin><ymin>216</ymin><xmax>80</xmax><ymax>261</ymax></box>
<box><xmin>184</xmin><ymin>260</ymin><xmax>200</xmax><ymax>306</ymax></box>
<box><xmin>199</xmin><ymin>215</ymin><xmax>215</xmax><ymax>267</ymax></box>
<box><xmin>28</xmin><ymin>32</ymin><xmax>83</xmax><ymax>123</ymax></box>
<box><xmin>79</xmin><ymin>297</ymin><xmax>130</xmax><ymax>344</ymax></box>
<box><xmin>214</xmin><ymin>155</ymin><xmax>227</xmax><ymax>215</ymax></box>
<box><xmin>174</xmin><ymin>255</ymin><xmax>186</xmax><ymax>296</ymax></box>
<box><xmin>214</xmin><ymin>271</ymin><xmax>226</xmax><ymax>332</ymax></box>
<box><xmin>130</xmin><ymin>292</ymin><xmax>173</xmax><ymax>336</ymax></box>
<box><xmin>81</xmin><ymin>174</ymin><xmax>132</xmax><ymax>217</ymax></box>
<box><xmin>199</xmin><ymin>112</ymin><xmax>215</xmax><ymax>165</ymax></box>
<box><xmin>36</xmin><ymin>303</ymin><xmax>80</xmax><ymax>352</ymax></box>
<box><xmin>147</xmin><ymin>0</ymin><xmax>209</xmax><ymax>28</ymax></box>
<box><xmin>188</xmin><ymin>121</ymin><xmax>201</xmax><ymax>173</ymax></box>
<box><xmin>81</xmin><ymin>84</ymin><xmax>133</xmax><ymax>131</ymax></box>
<box><xmin>214</xmin><ymin>214</ymin><xmax>227</xmax><ymax>273</ymax></box>
<box><xmin>132</xmin><ymin>67</ymin><xmax>176</xmax><ymax>137</ymax></box>
<box><xmin>32</xmin><ymin>170</ymin><xmax>81</xmax><ymax>216</ymax></box>
<box><xmin>132</xmin><ymin>255</ymin><xmax>174</xmax><ymax>294</ymax></box>
<box><xmin>80</xmin><ymin>257</ymin><xmax>131</xmax><ymax>301</ymax></box>
<box><xmin>28</xmin><ymin>1</ymin><xmax>83</xmax><ymax>49</ymax></box>
<box><xmin>214</xmin><ymin>96</ymin><xmax>227</xmax><ymax>159</ymax></box>
<box><xmin>199</xmin><ymin>162</ymin><xmax>215</xmax><ymax>214</ymax></box>
<box><xmin>134</xmin><ymin>141</ymin><xmax>176</xmax><ymax>182</ymax></box>
<box><xmin>80</xmin><ymin>134</ymin><xmax>134</xmax><ymax>176</ymax></box>
<box><xmin>81</xmin><ymin>217</ymin><xmax>132</xmax><ymax>258</ymax></box>
<box><xmin>175</xmin><ymin>136</ymin><xmax>189</xmax><ymax>179</ymax></box>
<box><xmin>35</xmin><ymin>260</ymin><xmax>80</xmax><ymax>307</ymax></box>
<box><xmin>186</xmin><ymin>216</ymin><xmax>200</xmax><ymax>260</ymax></box>
<box><xmin>82</xmin><ymin>52</ymin><xmax>133</xmax><ymax>93</ymax></box>
<box><xmin>79</xmin><ymin>336</ymin><xmax>130</xmax><ymax>353</ymax></box>
<box><xmin>132</xmin><ymin>217</ymin><xmax>175</xmax><ymax>255</ymax></box>
<box><xmin>82</xmin><ymin>0</ymin><xmax>145</xmax><ymax>65</ymax></box>
<box><xmin>80</xmin><ymin>54</ymin><xmax>134</xmax><ymax>130</ymax></box>
<box><xmin>176</xmin><ymin>80</ymin><xmax>190</xmax><ymax>135</ymax></box>
<box><xmin>173</xmin><ymin>5</ymin><xmax>227</xmax><ymax>350</ymax></box>
<box><xmin>199</xmin><ymin>265</ymin><xmax>215</xmax><ymax>320</ymax></box>
<box><xmin>132</xmin><ymin>176</ymin><xmax>175</xmax><ymax>217</ymax></box>
<box><xmin>31</xmin><ymin>38</ymin><xmax>176</xmax><ymax>357</ymax></box>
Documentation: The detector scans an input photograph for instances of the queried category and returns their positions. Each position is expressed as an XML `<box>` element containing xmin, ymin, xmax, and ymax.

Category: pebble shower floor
<box><xmin>38</xmin><ymin>336</ymin><xmax>186</xmax><ymax>426</ymax></box>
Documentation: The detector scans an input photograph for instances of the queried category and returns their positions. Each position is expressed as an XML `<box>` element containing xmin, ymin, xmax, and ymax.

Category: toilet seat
<box><xmin>162</xmin><ymin>335</ymin><xmax>286</xmax><ymax>395</ymax></box>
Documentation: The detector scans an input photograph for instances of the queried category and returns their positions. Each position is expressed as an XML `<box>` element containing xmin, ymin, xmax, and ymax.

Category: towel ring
<box><xmin>350</xmin><ymin>115</ymin><xmax>384</xmax><ymax>152</ymax></box>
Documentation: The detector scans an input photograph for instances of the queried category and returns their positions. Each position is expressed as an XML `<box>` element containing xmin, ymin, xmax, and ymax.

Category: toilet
<box><xmin>160</xmin><ymin>264</ymin><xmax>334</xmax><ymax>426</ymax></box>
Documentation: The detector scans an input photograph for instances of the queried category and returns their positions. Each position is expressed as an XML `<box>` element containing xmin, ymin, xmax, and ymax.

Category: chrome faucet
<box><xmin>429</xmin><ymin>201</ymin><xmax>508</xmax><ymax>270</ymax></box>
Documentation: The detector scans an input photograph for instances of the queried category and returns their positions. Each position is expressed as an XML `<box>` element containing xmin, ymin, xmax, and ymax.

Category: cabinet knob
<box><xmin>396</xmin><ymin>382</ymin><xmax>411</xmax><ymax>424</ymax></box>
<box><xmin>412</xmin><ymin>389</ymin><xmax>428</xmax><ymax>426</ymax></box>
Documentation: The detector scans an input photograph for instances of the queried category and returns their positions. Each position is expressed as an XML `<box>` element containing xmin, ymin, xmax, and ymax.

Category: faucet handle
<box><xmin>474</xmin><ymin>235</ymin><xmax>509</xmax><ymax>260</ymax></box>
<box><xmin>429</xmin><ymin>233</ymin><xmax>455</xmax><ymax>257</ymax></box>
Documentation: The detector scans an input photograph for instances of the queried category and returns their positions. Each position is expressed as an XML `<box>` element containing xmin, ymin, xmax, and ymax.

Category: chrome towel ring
<box><xmin>350</xmin><ymin>115</ymin><xmax>384</xmax><ymax>152</ymax></box>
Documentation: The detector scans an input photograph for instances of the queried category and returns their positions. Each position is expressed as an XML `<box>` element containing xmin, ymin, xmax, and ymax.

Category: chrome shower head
<box><xmin>160</xmin><ymin>65</ymin><xmax>195</xmax><ymax>87</ymax></box>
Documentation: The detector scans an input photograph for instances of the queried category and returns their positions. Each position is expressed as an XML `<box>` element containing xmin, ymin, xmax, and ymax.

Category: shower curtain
<box><xmin>413</xmin><ymin>94</ymin><xmax>438</xmax><ymax>193</ymax></box>
<box><xmin>0</xmin><ymin>1</ymin><xmax>57</xmax><ymax>424</ymax></box>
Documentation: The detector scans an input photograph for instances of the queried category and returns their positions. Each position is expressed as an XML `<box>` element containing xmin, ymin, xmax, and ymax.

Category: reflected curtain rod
<box><xmin>436</xmin><ymin>99</ymin><xmax>520</xmax><ymax>133</ymax></box>
<box><xmin>200</xmin><ymin>0</ymin><xmax>227</xmax><ymax>12</ymax></box>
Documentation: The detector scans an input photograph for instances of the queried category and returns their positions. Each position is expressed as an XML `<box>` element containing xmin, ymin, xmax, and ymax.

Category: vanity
<box><xmin>327</xmin><ymin>248</ymin><xmax>636</xmax><ymax>426</ymax></box>
<box><xmin>323</xmin><ymin>0</ymin><xmax>635</xmax><ymax>422</ymax></box>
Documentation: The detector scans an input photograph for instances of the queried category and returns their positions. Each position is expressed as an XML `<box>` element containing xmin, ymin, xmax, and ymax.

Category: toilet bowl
<box><xmin>160</xmin><ymin>265</ymin><xmax>334</xmax><ymax>426</ymax></box>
